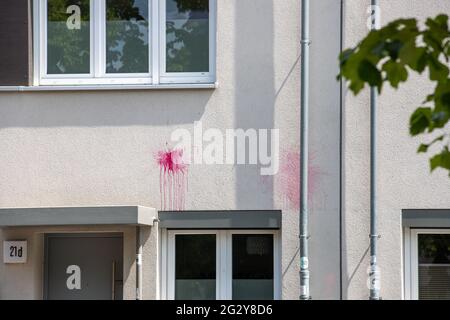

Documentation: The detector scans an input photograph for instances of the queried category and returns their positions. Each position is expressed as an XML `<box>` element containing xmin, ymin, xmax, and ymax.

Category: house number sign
<box><xmin>3</xmin><ymin>241</ymin><xmax>27</xmax><ymax>264</ymax></box>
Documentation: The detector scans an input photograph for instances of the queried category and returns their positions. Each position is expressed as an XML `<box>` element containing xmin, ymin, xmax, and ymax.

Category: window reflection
<box><xmin>166</xmin><ymin>0</ymin><xmax>209</xmax><ymax>73</ymax></box>
<box><xmin>47</xmin><ymin>0</ymin><xmax>91</xmax><ymax>74</ymax></box>
<box><xmin>106</xmin><ymin>0</ymin><xmax>149</xmax><ymax>74</ymax></box>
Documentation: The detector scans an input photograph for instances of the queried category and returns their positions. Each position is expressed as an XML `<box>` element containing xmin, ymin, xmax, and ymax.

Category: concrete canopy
<box><xmin>159</xmin><ymin>210</ymin><xmax>282</xmax><ymax>229</ymax></box>
<box><xmin>0</xmin><ymin>206</ymin><xmax>157</xmax><ymax>227</ymax></box>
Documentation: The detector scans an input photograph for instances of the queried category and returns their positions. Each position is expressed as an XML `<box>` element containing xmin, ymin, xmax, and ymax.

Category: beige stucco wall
<box><xmin>141</xmin><ymin>225</ymin><xmax>158</xmax><ymax>300</ymax></box>
<box><xmin>342</xmin><ymin>0</ymin><xmax>450</xmax><ymax>300</ymax></box>
<box><xmin>0</xmin><ymin>0</ymin><xmax>343</xmax><ymax>299</ymax></box>
<box><xmin>308</xmin><ymin>0</ymin><xmax>342</xmax><ymax>300</ymax></box>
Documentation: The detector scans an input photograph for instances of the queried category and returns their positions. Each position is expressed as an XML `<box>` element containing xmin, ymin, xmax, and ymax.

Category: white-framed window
<box><xmin>33</xmin><ymin>0</ymin><xmax>216</xmax><ymax>86</ymax></box>
<box><xmin>160</xmin><ymin>230</ymin><xmax>281</xmax><ymax>300</ymax></box>
<box><xmin>405</xmin><ymin>229</ymin><xmax>450</xmax><ymax>300</ymax></box>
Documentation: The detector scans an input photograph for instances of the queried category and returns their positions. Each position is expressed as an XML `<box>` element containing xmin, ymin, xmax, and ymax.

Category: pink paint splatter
<box><xmin>277</xmin><ymin>151</ymin><xmax>321</xmax><ymax>210</ymax></box>
<box><xmin>156</xmin><ymin>148</ymin><xmax>189</xmax><ymax>211</ymax></box>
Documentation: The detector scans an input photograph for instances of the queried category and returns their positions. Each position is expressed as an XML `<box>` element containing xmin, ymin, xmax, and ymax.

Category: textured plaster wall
<box><xmin>141</xmin><ymin>225</ymin><xmax>159</xmax><ymax>300</ymax></box>
<box><xmin>342</xmin><ymin>0</ymin><xmax>450</xmax><ymax>300</ymax></box>
<box><xmin>0</xmin><ymin>0</ymin><xmax>342</xmax><ymax>299</ymax></box>
<box><xmin>308</xmin><ymin>0</ymin><xmax>342</xmax><ymax>299</ymax></box>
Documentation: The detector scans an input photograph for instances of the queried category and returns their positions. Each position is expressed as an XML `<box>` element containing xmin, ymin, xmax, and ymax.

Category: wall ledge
<box><xmin>0</xmin><ymin>82</ymin><xmax>219</xmax><ymax>92</ymax></box>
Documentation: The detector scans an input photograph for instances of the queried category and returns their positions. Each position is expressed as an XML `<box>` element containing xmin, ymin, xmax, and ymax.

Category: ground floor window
<box><xmin>162</xmin><ymin>230</ymin><xmax>280</xmax><ymax>300</ymax></box>
<box><xmin>407</xmin><ymin>229</ymin><xmax>450</xmax><ymax>300</ymax></box>
<box><xmin>174</xmin><ymin>233</ymin><xmax>216</xmax><ymax>300</ymax></box>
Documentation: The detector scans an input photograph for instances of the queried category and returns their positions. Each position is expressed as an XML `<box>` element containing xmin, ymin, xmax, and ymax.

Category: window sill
<box><xmin>0</xmin><ymin>82</ymin><xmax>219</xmax><ymax>92</ymax></box>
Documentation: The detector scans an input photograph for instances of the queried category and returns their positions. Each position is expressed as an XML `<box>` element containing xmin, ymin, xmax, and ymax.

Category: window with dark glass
<box><xmin>167</xmin><ymin>231</ymin><xmax>278</xmax><ymax>300</ymax></box>
<box><xmin>418</xmin><ymin>234</ymin><xmax>450</xmax><ymax>300</ymax></box>
<box><xmin>232</xmin><ymin>234</ymin><xmax>274</xmax><ymax>300</ymax></box>
<box><xmin>175</xmin><ymin>234</ymin><xmax>216</xmax><ymax>300</ymax></box>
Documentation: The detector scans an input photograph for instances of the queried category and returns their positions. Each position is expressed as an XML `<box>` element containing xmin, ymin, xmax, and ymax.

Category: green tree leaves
<box><xmin>430</xmin><ymin>147</ymin><xmax>450</xmax><ymax>172</ymax></box>
<box><xmin>339</xmin><ymin>14</ymin><xmax>450</xmax><ymax>176</ymax></box>
<box><xmin>382</xmin><ymin>60</ymin><xmax>408</xmax><ymax>88</ymax></box>
<box><xmin>359</xmin><ymin>59</ymin><xmax>382</xmax><ymax>88</ymax></box>
<box><xmin>418</xmin><ymin>135</ymin><xmax>444</xmax><ymax>153</ymax></box>
<box><xmin>410</xmin><ymin>107</ymin><xmax>433</xmax><ymax>136</ymax></box>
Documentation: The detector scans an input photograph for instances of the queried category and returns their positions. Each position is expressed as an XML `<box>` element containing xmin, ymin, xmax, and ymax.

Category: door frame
<box><xmin>43</xmin><ymin>232</ymin><xmax>123</xmax><ymax>300</ymax></box>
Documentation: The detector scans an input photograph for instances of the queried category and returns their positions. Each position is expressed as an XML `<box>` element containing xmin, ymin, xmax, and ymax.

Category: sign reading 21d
<box><xmin>3</xmin><ymin>241</ymin><xmax>27</xmax><ymax>264</ymax></box>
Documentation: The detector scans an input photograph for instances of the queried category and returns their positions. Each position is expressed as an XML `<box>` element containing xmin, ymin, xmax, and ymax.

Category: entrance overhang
<box><xmin>159</xmin><ymin>210</ymin><xmax>282</xmax><ymax>229</ymax></box>
<box><xmin>0</xmin><ymin>206</ymin><xmax>157</xmax><ymax>227</ymax></box>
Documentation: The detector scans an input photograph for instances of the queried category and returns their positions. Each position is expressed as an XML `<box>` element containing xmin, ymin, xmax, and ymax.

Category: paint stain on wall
<box><xmin>277</xmin><ymin>151</ymin><xmax>321</xmax><ymax>210</ymax></box>
<box><xmin>156</xmin><ymin>148</ymin><xmax>189</xmax><ymax>211</ymax></box>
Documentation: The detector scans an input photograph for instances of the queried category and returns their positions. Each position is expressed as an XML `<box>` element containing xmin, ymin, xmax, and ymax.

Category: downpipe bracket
<box><xmin>301</xmin><ymin>39</ymin><xmax>312</xmax><ymax>45</ymax></box>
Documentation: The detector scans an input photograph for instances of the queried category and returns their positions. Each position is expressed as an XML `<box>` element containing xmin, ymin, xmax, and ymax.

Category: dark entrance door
<box><xmin>44</xmin><ymin>233</ymin><xmax>123</xmax><ymax>300</ymax></box>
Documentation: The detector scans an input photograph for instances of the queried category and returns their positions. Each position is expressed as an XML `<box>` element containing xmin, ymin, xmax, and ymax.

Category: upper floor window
<box><xmin>34</xmin><ymin>0</ymin><xmax>216</xmax><ymax>86</ymax></box>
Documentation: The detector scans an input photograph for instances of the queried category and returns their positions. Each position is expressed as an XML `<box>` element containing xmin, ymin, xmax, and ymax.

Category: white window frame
<box><xmin>33</xmin><ymin>0</ymin><xmax>216</xmax><ymax>86</ymax></box>
<box><xmin>404</xmin><ymin>228</ymin><xmax>450</xmax><ymax>300</ymax></box>
<box><xmin>161</xmin><ymin>229</ymin><xmax>281</xmax><ymax>300</ymax></box>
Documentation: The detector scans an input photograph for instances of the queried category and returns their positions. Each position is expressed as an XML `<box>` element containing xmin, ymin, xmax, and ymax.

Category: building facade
<box><xmin>0</xmin><ymin>0</ymin><xmax>449</xmax><ymax>300</ymax></box>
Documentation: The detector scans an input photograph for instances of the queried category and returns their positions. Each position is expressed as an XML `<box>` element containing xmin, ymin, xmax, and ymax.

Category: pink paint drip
<box><xmin>156</xmin><ymin>149</ymin><xmax>189</xmax><ymax>211</ymax></box>
<box><xmin>277</xmin><ymin>151</ymin><xmax>321</xmax><ymax>210</ymax></box>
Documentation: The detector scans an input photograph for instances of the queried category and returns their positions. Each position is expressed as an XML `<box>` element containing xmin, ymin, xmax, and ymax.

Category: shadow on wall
<box><xmin>234</xmin><ymin>0</ymin><xmax>275</xmax><ymax>210</ymax></box>
<box><xmin>0</xmin><ymin>90</ymin><xmax>213</xmax><ymax>127</ymax></box>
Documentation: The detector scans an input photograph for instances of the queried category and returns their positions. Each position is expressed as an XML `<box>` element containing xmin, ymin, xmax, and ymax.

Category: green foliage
<box><xmin>430</xmin><ymin>147</ymin><xmax>450</xmax><ymax>172</ymax></box>
<box><xmin>339</xmin><ymin>14</ymin><xmax>450</xmax><ymax>176</ymax></box>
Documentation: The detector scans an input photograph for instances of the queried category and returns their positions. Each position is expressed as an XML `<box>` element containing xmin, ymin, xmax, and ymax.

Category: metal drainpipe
<box><xmin>300</xmin><ymin>0</ymin><xmax>311</xmax><ymax>300</ymax></box>
<box><xmin>369</xmin><ymin>0</ymin><xmax>381</xmax><ymax>301</ymax></box>
<box><xmin>136</xmin><ymin>226</ymin><xmax>143</xmax><ymax>300</ymax></box>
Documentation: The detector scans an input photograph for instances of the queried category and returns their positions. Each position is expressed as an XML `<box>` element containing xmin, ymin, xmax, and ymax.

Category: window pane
<box><xmin>166</xmin><ymin>0</ymin><xmax>209</xmax><ymax>73</ymax></box>
<box><xmin>106</xmin><ymin>0</ymin><xmax>149</xmax><ymax>74</ymax></box>
<box><xmin>47</xmin><ymin>0</ymin><xmax>91</xmax><ymax>74</ymax></box>
<box><xmin>418</xmin><ymin>234</ymin><xmax>450</xmax><ymax>300</ymax></box>
<box><xmin>232</xmin><ymin>235</ymin><xmax>274</xmax><ymax>300</ymax></box>
<box><xmin>175</xmin><ymin>234</ymin><xmax>216</xmax><ymax>300</ymax></box>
